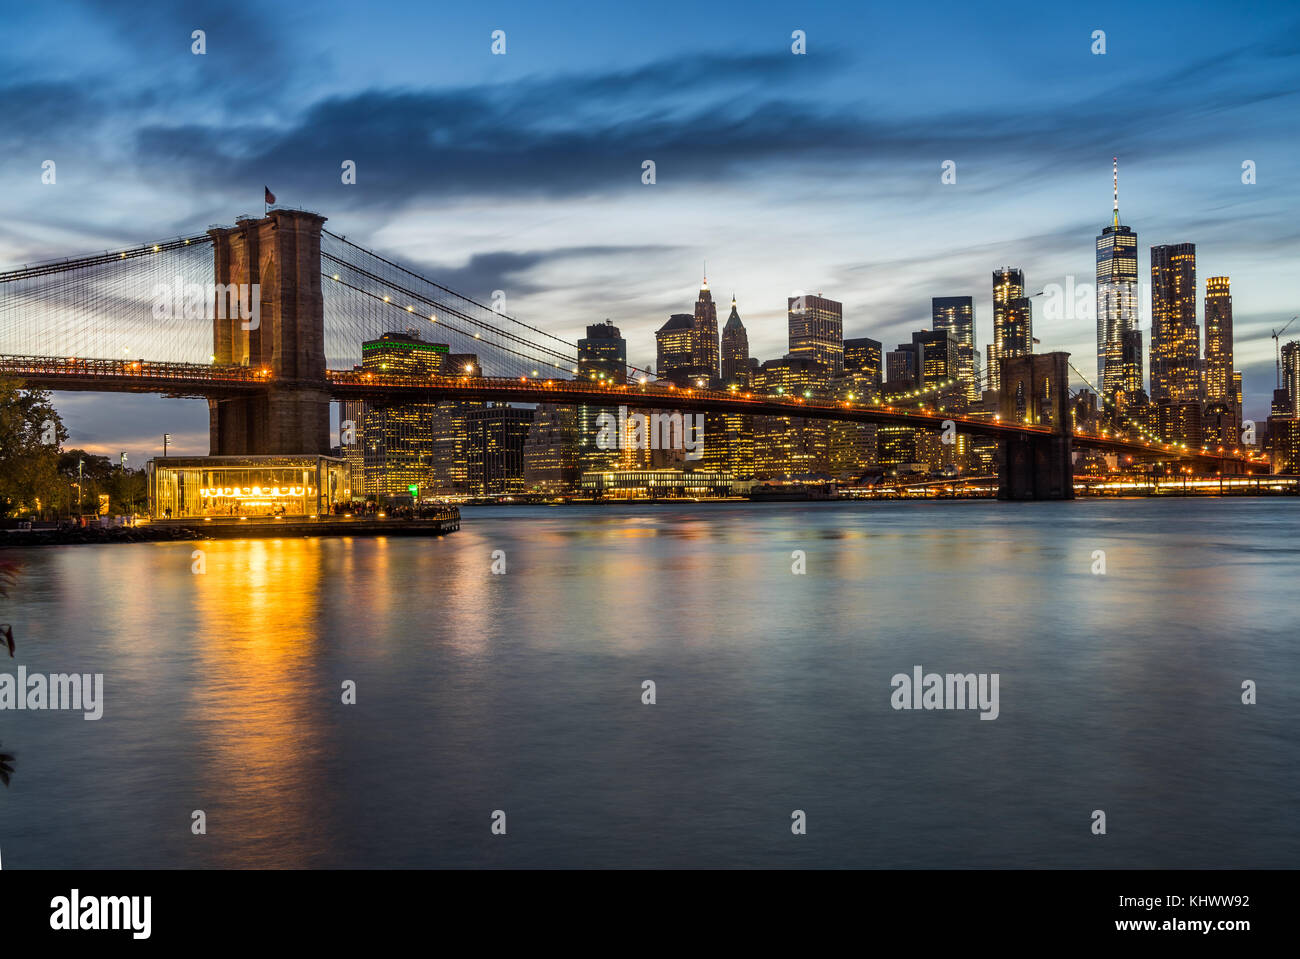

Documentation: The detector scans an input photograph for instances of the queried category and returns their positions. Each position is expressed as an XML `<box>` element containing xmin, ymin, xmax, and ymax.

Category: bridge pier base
<box><xmin>996</xmin><ymin>351</ymin><xmax>1074</xmax><ymax>501</ymax></box>
<box><xmin>998</xmin><ymin>434</ymin><xmax>1074</xmax><ymax>500</ymax></box>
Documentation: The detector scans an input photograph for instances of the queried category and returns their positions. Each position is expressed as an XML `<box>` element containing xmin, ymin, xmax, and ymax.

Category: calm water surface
<box><xmin>0</xmin><ymin>499</ymin><xmax>1296</xmax><ymax>868</ymax></box>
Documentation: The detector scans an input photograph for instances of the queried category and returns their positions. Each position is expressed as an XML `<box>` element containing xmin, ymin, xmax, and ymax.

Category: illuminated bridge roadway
<box><xmin>0</xmin><ymin>353</ymin><xmax>1266</xmax><ymax>473</ymax></box>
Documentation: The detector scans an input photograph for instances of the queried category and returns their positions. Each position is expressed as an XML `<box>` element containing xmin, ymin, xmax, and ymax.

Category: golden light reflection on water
<box><xmin>188</xmin><ymin>538</ymin><xmax>327</xmax><ymax>867</ymax></box>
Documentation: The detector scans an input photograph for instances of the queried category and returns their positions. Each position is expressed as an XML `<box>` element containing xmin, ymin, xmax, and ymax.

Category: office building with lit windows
<box><xmin>1150</xmin><ymin>243</ymin><xmax>1201</xmax><ymax>404</ymax></box>
<box><xmin>751</xmin><ymin>356</ymin><xmax>831</xmax><ymax>478</ymax></box>
<box><xmin>931</xmin><ymin>297</ymin><xmax>977</xmax><ymax>401</ymax></box>
<box><xmin>359</xmin><ymin>331</ymin><xmax>449</xmax><ymax>496</ymax></box>
<box><xmin>578</xmin><ymin>320</ymin><xmax>628</xmax><ymax>383</ymax></box>
<box><xmin>886</xmin><ymin>347</ymin><xmax>918</xmax><ymax>390</ymax></box>
<box><xmin>693</xmin><ymin>276</ymin><xmax>721</xmax><ymax>379</ymax></box>
<box><xmin>340</xmin><ymin>390</ymin><xmax>367</xmax><ymax>497</ymax></box>
<box><xmin>466</xmin><ymin>404</ymin><xmax>534</xmax><ymax>495</ymax></box>
<box><xmin>656</xmin><ymin>313</ymin><xmax>697</xmax><ymax>377</ymax></box>
<box><xmin>988</xmin><ymin>268</ymin><xmax>1030</xmax><ymax>392</ymax></box>
<box><xmin>576</xmin><ymin>320</ymin><xmax>628</xmax><ymax>473</ymax></box>
<box><xmin>1096</xmin><ymin>159</ymin><xmax>1140</xmax><ymax>400</ymax></box>
<box><xmin>427</xmin><ymin>353</ymin><xmax>483</xmax><ymax>495</ymax></box>
<box><xmin>911</xmin><ymin>329</ymin><xmax>959</xmax><ymax>389</ymax></box>
<box><xmin>522</xmin><ymin>404</ymin><xmax>581</xmax><ymax>492</ymax></box>
<box><xmin>843</xmin><ymin>337</ymin><xmax>883</xmax><ymax>387</ymax></box>
<box><xmin>788</xmin><ymin>294</ymin><xmax>844</xmax><ymax>375</ymax></box>
<box><xmin>720</xmin><ymin>296</ymin><xmax>751</xmax><ymax>386</ymax></box>
<box><xmin>1203</xmin><ymin>276</ymin><xmax>1234</xmax><ymax>405</ymax></box>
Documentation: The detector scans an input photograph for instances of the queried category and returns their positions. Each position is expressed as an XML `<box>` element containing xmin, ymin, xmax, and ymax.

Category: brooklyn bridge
<box><xmin>0</xmin><ymin>208</ymin><xmax>1266</xmax><ymax>500</ymax></box>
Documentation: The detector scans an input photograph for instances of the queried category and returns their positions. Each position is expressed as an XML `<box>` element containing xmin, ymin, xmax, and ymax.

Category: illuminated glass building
<box><xmin>148</xmin><ymin>455</ymin><xmax>350</xmax><ymax>519</ymax></box>
<box><xmin>1096</xmin><ymin>158</ymin><xmax>1140</xmax><ymax>400</ymax></box>
<box><xmin>1274</xmin><ymin>342</ymin><xmax>1300</xmax><ymax>416</ymax></box>
<box><xmin>931</xmin><ymin>297</ymin><xmax>977</xmax><ymax>401</ymax></box>
<box><xmin>885</xmin><ymin>348</ymin><xmax>917</xmax><ymax>390</ymax></box>
<box><xmin>752</xmin><ymin>356</ymin><xmax>830</xmax><ymax>478</ymax></box>
<box><xmin>911</xmin><ymin>329</ymin><xmax>958</xmax><ymax>387</ymax></box>
<box><xmin>694</xmin><ymin>275</ymin><xmax>720</xmax><ymax>379</ymax></box>
<box><xmin>876</xmin><ymin>426</ymin><xmax>917</xmax><ymax>473</ymax></box>
<box><xmin>1269</xmin><ymin>416</ymin><xmax>1300</xmax><ymax>473</ymax></box>
<box><xmin>466</xmin><ymin>405</ymin><xmax>534</xmax><ymax>495</ymax></box>
<box><xmin>788</xmin><ymin>294</ymin><xmax>844</xmax><ymax>375</ymax></box>
<box><xmin>699</xmin><ymin>410</ymin><xmax>754</xmax><ymax>479</ymax></box>
<box><xmin>720</xmin><ymin>296</ymin><xmax>751</xmax><ymax>386</ymax></box>
<box><xmin>1203</xmin><ymin>276</ymin><xmax>1234</xmax><ymax>405</ymax></box>
<box><xmin>522</xmin><ymin>404</ymin><xmax>580</xmax><ymax>492</ymax></box>
<box><xmin>1157</xmin><ymin>401</ymin><xmax>1203</xmax><ymax>450</ymax></box>
<box><xmin>1150</xmin><ymin>243</ymin><xmax>1201</xmax><ymax>404</ymax></box>
<box><xmin>843</xmin><ymin>337</ymin><xmax>883</xmax><ymax>387</ymax></box>
<box><xmin>580</xmin><ymin>468</ymin><xmax>733</xmax><ymax>498</ymax></box>
<box><xmin>428</xmin><ymin>353</ymin><xmax>482</xmax><ymax>495</ymax></box>
<box><xmin>656</xmin><ymin>313</ymin><xmax>696</xmax><ymax>376</ymax></box>
<box><xmin>988</xmin><ymin>268</ymin><xmax>1030</xmax><ymax>392</ymax></box>
<box><xmin>360</xmin><ymin>331</ymin><xmax>448</xmax><ymax>496</ymax></box>
<box><xmin>578</xmin><ymin>320</ymin><xmax>627</xmax><ymax>382</ymax></box>
<box><xmin>577</xmin><ymin>320</ymin><xmax>627</xmax><ymax>472</ymax></box>
<box><xmin>340</xmin><ymin>389</ymin><xmax>367</xmax><ymax>497</ymax></box>
<box><xmin>1117</xmin><ymin>329</ymin><xmax>1145</xmax><ymax>399</ymax></box>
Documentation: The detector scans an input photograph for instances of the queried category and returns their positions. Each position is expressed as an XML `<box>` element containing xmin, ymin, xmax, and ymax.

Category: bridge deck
<box><xmin>0</xmin><ymin>354</ymin><xmax>1265</xmax><ymax>468</ymax></box>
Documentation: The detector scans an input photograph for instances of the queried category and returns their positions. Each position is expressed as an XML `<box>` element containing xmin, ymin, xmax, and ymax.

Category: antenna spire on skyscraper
<box><xmin>1113</xmin><ymin>156</ymin><xmax>1120</xmax><ymax>227</ymax></box>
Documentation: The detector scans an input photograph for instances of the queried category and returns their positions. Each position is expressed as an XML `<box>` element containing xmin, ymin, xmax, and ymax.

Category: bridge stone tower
<box><xmin>207</xmin><ymin>210</ymin><xmax>331</xmax><ymax>455</ymax></box>
<box><xmin>998</xmin><ymin>351</ymin><xmax>1074</xmax><ymax>500</ymax></box>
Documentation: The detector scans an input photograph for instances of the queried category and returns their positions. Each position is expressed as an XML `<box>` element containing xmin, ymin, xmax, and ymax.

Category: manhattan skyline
<box><xmin>3</xmin><ymin>0</ymin><xmax>1297</xmax><ymax>457</ymax></box>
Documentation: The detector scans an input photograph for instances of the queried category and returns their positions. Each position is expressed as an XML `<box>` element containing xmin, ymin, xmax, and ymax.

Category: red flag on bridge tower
<box><xmin>264</xmin><ymin>186</ymin><xmax>276</xmax><ymax>205</ymax></box>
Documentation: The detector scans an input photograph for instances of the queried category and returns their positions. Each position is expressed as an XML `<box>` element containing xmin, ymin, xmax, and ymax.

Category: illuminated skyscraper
<box><xmin>656</xmin><ymin>313</ymin><xmax>696</xmax><ymax>377</ymax></box>
<box><xmin>428</xmin><ymin>353</ymin><xmax>483</xmax><ymax>494</ymax></box>
<box><xmin>1203</xmin><ymin>277</ymin><xmax>1234</xmax><ymax>405</ymax></box>
<box><xmin>752</xmin><ymin>356</ymin><xmax>830</xmax><ymax>478</ymax></box>
<box><xmin>912</xmin><ymin>329</ymin><xmax>959</xmax><ymax>389</ymax></box>
<box><xmin>843</xmin><ymin>337</ymin><xmax>883</xmax><ymax>387</ymax></box>
<box><xmin>931</xmin><ymin>297</ymin><xmax>977</xmax><ymax>401</ymax></box>
<box><xmin>1096</xmin><ymin>158</ymin><xmax>1139</xmax><ymax>400</ymax></box>
<box><xmin>1150</xmin><ymin>243</ymin><xmax>1201</xmax><ymax>403</ymax></box>
<box><xmin>720</xmin><ymin>296</ymin><xmax>751</xmax><ymax>386</ymax></box>
<box><xmin>988</xmin><ymin>268</ymin><xmax>1030</xmax><ymax>392</ymax></box>
<box><xmin>360</xmin><ymin>330</ymin><xmax>448</xmax><ymax>496</ymax></box>
<box><xmin>788</xmin><ymin>294</ymin><xmax>844</xmax><ymax>374</ymax></box>
<box><xmin>1282</xmin><ymin>341</ymin><xmax>1300</xmax><ymax>414</ymax></box>
<box><xmin>340</xmin><ymin>388</ymin><xmax>367</xmax><ymax>497</ymax></box>
<box><xmin>577</xmin><ymin>320</ymin><xmax>627</xmax><ymax>473</ymax></box>
<box><xmin>466</xmin><ymin>404</ymin><xmax>534</xmax><ymax>495</ymax></box>
<box><xmin>1118</xmin><ymin>329</ymin><xmax>1145</xmax><ymax>398</ymax></box>
<box><xmin>693</xmin><ymin>274</ymin><xmax>720</xmax><ymax>379</ymax></box>
<box><xmin>578</xmin><ymin>320</ymin><xmax>627</xmax><ymax>383</ymax></box>
<box><xmin>885</xmin><ymin>347</ymin><xmax>917</xmax><ymax>390</ymax></box>
<box><xmin>522</xmin><ymin>404</ymin><xmax>580</xmax><ymax>492</ymax></box>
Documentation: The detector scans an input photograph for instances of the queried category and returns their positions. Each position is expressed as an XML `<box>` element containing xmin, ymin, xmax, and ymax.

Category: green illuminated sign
<box><xmin>408</xmin><ymin>485</ymin><xmax>419</xmax><ymax>497</ymax></box>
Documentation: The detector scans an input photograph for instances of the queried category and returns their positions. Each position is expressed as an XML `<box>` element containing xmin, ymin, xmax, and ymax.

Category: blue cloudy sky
<box><xmin>2</xmin><ymin>0</ymin><xmax>1298</xmax><ymax>457</ymax></box>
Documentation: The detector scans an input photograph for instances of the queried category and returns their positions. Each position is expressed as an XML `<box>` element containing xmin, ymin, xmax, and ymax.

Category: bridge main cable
<box><xmin>0</xmin><ymin>234</ymin><xmax>213</xmax><ymax>283</ymax></box>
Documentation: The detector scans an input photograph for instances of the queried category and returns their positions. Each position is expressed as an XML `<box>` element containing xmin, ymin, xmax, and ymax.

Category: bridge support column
<box><xmin>997</xmin><ymin>352</ymin><xmax>1074</xmax><ymax>500</ymax></box>
<box><xmin>207</xmin><ymin>209</ymin><xmax>330</xmax><ymax>455</ymax></box>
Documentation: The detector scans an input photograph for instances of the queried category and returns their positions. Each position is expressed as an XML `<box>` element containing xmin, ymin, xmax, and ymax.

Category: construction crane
<box><xmin>1273</xmin><ymin>315</ymin><xmax>1298</xmax><ymax>388</ymax></box>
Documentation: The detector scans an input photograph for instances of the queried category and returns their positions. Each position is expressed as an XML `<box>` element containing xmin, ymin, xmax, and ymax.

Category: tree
<box><xmin>0</xmin><ymin>377</ymin><xmax>67</xmax><ymax>519</ymax></box>
<box><xmin>58</xmin><ymin>450</ymin><xmax>147</xmax><ymax>516</ymax></box>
